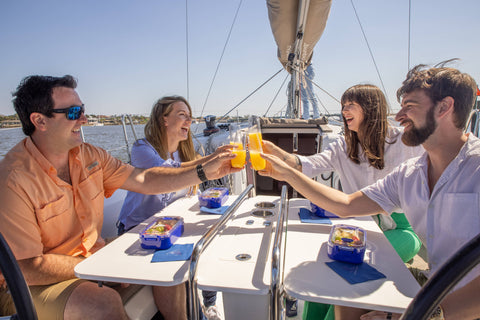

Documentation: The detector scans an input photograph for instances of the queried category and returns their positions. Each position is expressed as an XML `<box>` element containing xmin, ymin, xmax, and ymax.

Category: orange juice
<box><xmin>249</xmin><ymin>151</ymin><xmax>266</xmax><ymax>170</ymax></box>
<box><xmin>230</xmin><ymin>142</ymin><xmax>244</xmax><ymax>150</ymax></box>
<box><xmin>248</xmin><ymin>132</ymin><xmax>263</xmax><ymax>151</ymax></box>
<box><xmin>231</xmin><ymin>149</ymin><xmax>246</xmax><ymax>168</ymax></box>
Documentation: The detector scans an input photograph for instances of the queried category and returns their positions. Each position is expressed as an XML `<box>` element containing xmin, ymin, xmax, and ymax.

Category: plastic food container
<box><xmin>139</xmin><ymin>216</ymin><xmax>184</xmax><ymax>250</ymax></box>
<box><xmin>310</xmin><ymin>202</ymin><xmax>339</xmax><ymax>218</ymax></box>
<box><xmin>327</xmin><ymin>224</ymin><xmax>366</xmax><ymax>264</ymax></box>
<box><xmin>198</xmin><ymin>187</ymin><xmax>229</xmax><ymax>208</ymax></box>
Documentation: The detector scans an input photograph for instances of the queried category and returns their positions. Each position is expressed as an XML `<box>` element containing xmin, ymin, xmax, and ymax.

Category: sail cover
<box><xmin>267</xmin><ymin>0</ymin><xmax>332</xmax><ymax>71</ymax></box>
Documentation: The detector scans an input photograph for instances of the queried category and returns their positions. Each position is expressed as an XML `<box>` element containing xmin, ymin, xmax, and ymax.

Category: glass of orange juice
<box><xmin>248</xmin><ymin>127</ymin><xmax>266</xmax><ymax>170</ymax></box>
<box><xmin>230</xmin><ymin>132</ymin><xmax>246</xmax><ymax>168</ymax></box>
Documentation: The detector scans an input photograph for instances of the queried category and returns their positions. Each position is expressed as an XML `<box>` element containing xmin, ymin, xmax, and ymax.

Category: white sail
<box><xmin>267</xmin><ymin>0</ymin><xmax>332</xmax><ymax>72</ymax></box>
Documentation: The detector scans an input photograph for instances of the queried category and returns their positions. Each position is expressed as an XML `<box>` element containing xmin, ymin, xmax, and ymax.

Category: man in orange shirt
<box><xmin>0</xmin><ymin>75</ymin><xmax>240</xmax><ymax>319</ymax></box>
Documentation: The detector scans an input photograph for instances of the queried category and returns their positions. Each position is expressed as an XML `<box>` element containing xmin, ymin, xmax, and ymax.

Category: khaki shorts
<box><xmin>0</xmin><ymin>278</ymin><xmax>86</xmax><ymax>319</ymax></box>
<box><xmin>0</xmin><ymin>279</ymin><xmax>143</xmax><ymax>319</ymax></box>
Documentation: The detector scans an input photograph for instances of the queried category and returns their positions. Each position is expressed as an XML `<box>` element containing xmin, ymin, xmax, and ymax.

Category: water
<box><xmin>81</xmin><ymin>125</ymin><xmax>146</xmax><ymax>163</ymax></box>
<box><xmin>0</xmin><ymin>123</ymin><xmax>207</xmax><ymax>162</ymax></box>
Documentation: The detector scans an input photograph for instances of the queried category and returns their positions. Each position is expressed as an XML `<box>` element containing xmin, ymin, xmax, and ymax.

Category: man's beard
<box><xmin>401</xmin><ymin>106</ymin><xmax>437</xmax><ymax>146</ymax></box>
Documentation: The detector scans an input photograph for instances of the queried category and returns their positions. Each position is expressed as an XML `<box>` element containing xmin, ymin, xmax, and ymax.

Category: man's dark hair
<box><xmin>397</xmin><ymin>59</ymin><xmax>477</xmax><ymax>129</ymax></box>
<box><xmin>12</xmin><ymin>75</ymin><xmax>77</xmax><ymax>136</ymax></box>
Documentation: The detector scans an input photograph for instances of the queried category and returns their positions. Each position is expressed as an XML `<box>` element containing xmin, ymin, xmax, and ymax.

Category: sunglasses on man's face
<box><xmin>52</xmin><ymin>105</ymin><xmax>85</xmax><ymax>120</ymax></box>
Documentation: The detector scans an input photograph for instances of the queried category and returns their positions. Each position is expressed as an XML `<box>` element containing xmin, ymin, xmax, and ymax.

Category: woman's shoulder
<box><xmin>328</xmin><ymin>135</ymin><xmax>347</xmax><ymax>151</ymax></box>
<box><xmin>132</xmin><ymin>138</ymin><xmax>158</xmax><ymax>152</ymax></box>
<box><xmin>130</xmin><ymin>139</ymin><xmax>168</xmax><ymax>167</ymax></box>
<box><xmin>386</xmin><ymin>126</ymin><xmax>403</xmax><ymax>140</ymax></box>
<box><xmin>385</xmin><ymin>126</ymin><xmax>424</xmax><ymax>158</ymax></box>
<box><xmin>133</xmin><ymin>138</ymin><xmax>150</xmax><ymax>147</ymax></box>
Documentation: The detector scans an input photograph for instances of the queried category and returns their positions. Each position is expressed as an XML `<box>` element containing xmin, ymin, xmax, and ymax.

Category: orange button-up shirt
<box><xmin>0</xmin><ymin>138</ymin><xmax>134</xmax><ymax>261</ymax></box>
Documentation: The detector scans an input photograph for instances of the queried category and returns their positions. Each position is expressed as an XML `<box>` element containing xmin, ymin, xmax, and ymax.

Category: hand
<box><xmin>262</xmin><ymin>140</ymin><xmax>301</xmax><ymax>170</ymax></box>
<box><xmin>262</xmin><ymin>140</ymin><xmax>283</xmax><ymax>157</ymax></box>
<box><xmin>212</xmin><ymin>144</ymin><xmax>235</xmax><ymax>157</ymax></box>
<box><xmin>360</xmin><ymin>311</ymin><xmax>401</xmax><ymax>320</ymax></box>
<box><xmin>203</xmin><ymin>151</ymin><xmax>242</xmax><ymax>180</ymax></box>
<box><xmin>256</xmin><ymin>152</ymin><xmax>292</xmax><ymax>182</ymax></box>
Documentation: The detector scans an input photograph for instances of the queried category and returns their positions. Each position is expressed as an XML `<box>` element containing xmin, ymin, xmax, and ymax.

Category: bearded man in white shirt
<box><xmin>259</xmin><ymin>60</ymin><xmax>480</xmax><ymax>320</ymax></box>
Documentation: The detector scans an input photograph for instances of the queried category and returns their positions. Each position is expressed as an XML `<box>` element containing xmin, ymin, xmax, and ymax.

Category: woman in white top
<box><xmin>263</xmin><ymin>84</ymin><xmax>424</xmax><ymax>320</ymax></box>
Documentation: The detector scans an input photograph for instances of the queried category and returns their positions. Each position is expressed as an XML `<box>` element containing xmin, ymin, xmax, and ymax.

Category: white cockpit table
<box><xmin>195</xmin><ymin>195</ymin><xmax>283</xmax><ymax>320</ymax></box>
<box><xmin>283</xmin><ymin>198</ymin><xmax>421</xmax><ymax>314</ymax></box>
<box><xmin>74</xmin><ymin>196</ymin><xmax>236</xmax><ymax>286</ymax></box>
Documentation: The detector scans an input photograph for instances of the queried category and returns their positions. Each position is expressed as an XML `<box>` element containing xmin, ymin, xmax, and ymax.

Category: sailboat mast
<box><xmin>287</xmin><ymin>0</ymin><xmax>310</xmax><ymax>119</ymax></box>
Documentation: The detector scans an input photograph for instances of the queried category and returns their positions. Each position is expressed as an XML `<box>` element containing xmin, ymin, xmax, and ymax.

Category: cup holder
<box><xmin>251</xmin><ymin>210</ymin><xmax>274</xmax><ymax>217</ymax></box>
<box><xmin>255</xmin><ymin>201</ymin><xmax>275</xmax><ymax>208</ymax></box>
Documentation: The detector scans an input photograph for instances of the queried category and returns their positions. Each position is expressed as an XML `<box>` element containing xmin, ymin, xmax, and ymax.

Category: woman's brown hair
<box><xmin>144</xmin><ymin>96</ymin><xmax>196</xmax><ymax>162</ymax></box>
<box><xmin>341</xmin><ymin>84</ymin><xmax>390</xmax><ymax>170</ymax></box>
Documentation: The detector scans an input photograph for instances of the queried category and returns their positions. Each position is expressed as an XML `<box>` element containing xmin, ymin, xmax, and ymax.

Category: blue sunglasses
<box><xmin>52</xmin><ymin>105</ymin><xmax>85</xmax><ymax>120</ymax></box>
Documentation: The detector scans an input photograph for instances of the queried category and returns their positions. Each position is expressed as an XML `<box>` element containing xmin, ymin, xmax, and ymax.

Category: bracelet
<box><xmin>196</xmin><ymin>164</ymin><xmax>208</xmax><ymax>183</ymax></box>
<box><xmin>428</xmin><ymin>305</ymin><xmax>444</xmax><ymax>320</ymax></box>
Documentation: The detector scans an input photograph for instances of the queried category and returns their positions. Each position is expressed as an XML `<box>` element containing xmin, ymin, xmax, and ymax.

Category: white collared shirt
<box><xmin>362</xmin><ymin>134</ymin><xmax>480</xmax><ymax>289</ymax></box>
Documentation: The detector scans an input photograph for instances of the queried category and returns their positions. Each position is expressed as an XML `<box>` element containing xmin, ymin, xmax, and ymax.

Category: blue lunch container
<box><xmin>139</xmin><ymin>216</ymin><xmax>184</xmax><ymax>250</ymax></box>
<box><xmin>327</xmin><ymin>224</ymin><xmax>366</xmax><ymax>264</ymax></box>
<box><xmin>198</xmin><ymin>187</ymin><xmax>229</xmax><ymax>208</ymax></box>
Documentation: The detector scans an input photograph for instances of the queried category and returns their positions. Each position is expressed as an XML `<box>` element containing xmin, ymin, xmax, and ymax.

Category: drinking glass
<box><xmin>230</xmin><ymin>131</ymin><xmax>246</xmax><ymax>168</ymax></box>
<box><xmin>248</xmin><ymin>127</ymin><xmax>266</xmax><ymax>170</ymax></box>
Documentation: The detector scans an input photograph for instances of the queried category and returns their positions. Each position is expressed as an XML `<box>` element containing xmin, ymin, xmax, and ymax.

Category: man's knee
<box><xmin>65</xmin><ymin>281</ymin><xmax>128</xmax><ymax>319</ymax></box>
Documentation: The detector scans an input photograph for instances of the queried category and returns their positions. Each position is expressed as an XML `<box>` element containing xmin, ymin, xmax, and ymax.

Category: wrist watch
<box><xmin>196</xmin><ymin>164</ymin><xmax>208</xmax><ymax>182</ymax></box>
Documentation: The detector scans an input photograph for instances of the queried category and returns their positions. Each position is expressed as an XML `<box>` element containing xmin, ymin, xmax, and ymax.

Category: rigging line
<box><xmin>185</xmin><ymin>0</ymin><xmax>190</xmax><ymax>101</ymax></box>
<box><xmin>408</xmin><ymin>0</ymin><xmax>411</xmax><ymax>70</ymax></box>
<box><xmin>349</xmin><ymin>0</ymin><xmax>391</xmax><ymax>107</ymax></box>
<box><xmin>305</xmin><ymin>79</ymin><xmax>331</xmax><ymax>116</ymax></box>
<box><xmin>310</xmin><ymin>80</ymin><xmax>340</xmax><ymax>104</ymax></box>
<box><xmin>316</xmin><ymin>94</ymin><xmax>330</xmax><ymax>116</ymax></box>
<box><xmin>301</xmin><ymin>74</ymin><xmax>333</xmax><ymax>116</ymax></box>
<box><xmin>216</xmin><ymin>68</ymin><xmax>284</xmax><ymax>122</ymax></box>
<box><xmin>198</xmin><ymin>0</ymin><xmax>243</xmax><ymax>120</ymax></box>
<box><xmin>263</xmin><ymin>73</ymin><xmax>290</xmax><ymax>117</ymax></box>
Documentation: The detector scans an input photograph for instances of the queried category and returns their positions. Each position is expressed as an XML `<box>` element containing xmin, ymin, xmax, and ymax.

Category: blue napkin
<box><xmin>298</xmin><ymin>208</ymin><xmax>332</xmax><ymax>224</ymax></box>
<box><xmin>151</xmin><ymin>243</ymin><xmax>194</xmax><ymax>262</ymax></box>
<box><xmin>200</xmin><ymin>205</ymin><xmax>229</xmax><ymax>215</ymax></box>
<box><xmin>325</xmin><ymin>261</ymin><xmax>386</xmax><ymax>284</ymax></box>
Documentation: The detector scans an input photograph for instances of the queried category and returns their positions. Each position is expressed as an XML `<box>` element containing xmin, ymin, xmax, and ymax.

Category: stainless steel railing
<box><xmin>188</xmin><ymin>184</ymin><xmax>254</xmax><ymax>320</ymax></box>
<box><xmin>270</xmin><ymin>185</ymin><xmax>288</xmax><ymax>320</ymax></box>
<box><xmin>120</xmin><ymin>114</ymin><xmax>138</xmax><ymax>163</ymax></box>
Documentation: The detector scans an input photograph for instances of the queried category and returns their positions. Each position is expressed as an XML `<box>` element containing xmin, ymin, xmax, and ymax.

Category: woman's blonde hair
<box><xmin>144</xmin><ymin>96</ymin><xmax>197</xmax><ymax>193</ymax></box>
<box><xmin>144</xmin><ymin>95</ymin><xmax>196</xmax><ymax>161</ymax></box>
<box><xmin>341</xmin><ymin>84</ymin><xmax>390</xmax><ymax>170</ymax></box>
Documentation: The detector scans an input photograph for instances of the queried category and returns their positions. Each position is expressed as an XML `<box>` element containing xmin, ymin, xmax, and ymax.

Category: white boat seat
<box><xmin>123</xmin><ymin>285</ymin><xmax>157</xmax><ymax>320</ymax></box>
<box><xmin>102</xmin><ymin>189</ymin><xmax>128</xmax><ymax>239</ymax></box>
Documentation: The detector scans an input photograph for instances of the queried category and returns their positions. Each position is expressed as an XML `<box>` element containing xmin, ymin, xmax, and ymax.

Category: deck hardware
<box><xmin>263</xmin><ymin>221</ymin><xmax>272</xmax><ymax>226</ymax></box>
<box><xmin>235</xmin><ymin>253</ymin><xmax>252</xmax><ymax>261</ymax></box>
<box><xmin>255</xmin><ymin>201</ymin><xmax>275</xmax><ymax>208</ymax></box>
<box><xmin>246</xmin><ymin>220</ymin><xmax>254</xmax><ymax>225</ymax></box>
<box><xmin>252</xmin><ymin>210</ymin><xmax>274</xmax><ymax>217</ymax></box>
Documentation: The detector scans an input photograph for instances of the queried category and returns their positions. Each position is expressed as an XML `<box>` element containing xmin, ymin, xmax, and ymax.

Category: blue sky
<box><xmin>1</xmin><ymin>0</ymin><xmax>479</xmax><ymax>117</ymax></box>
